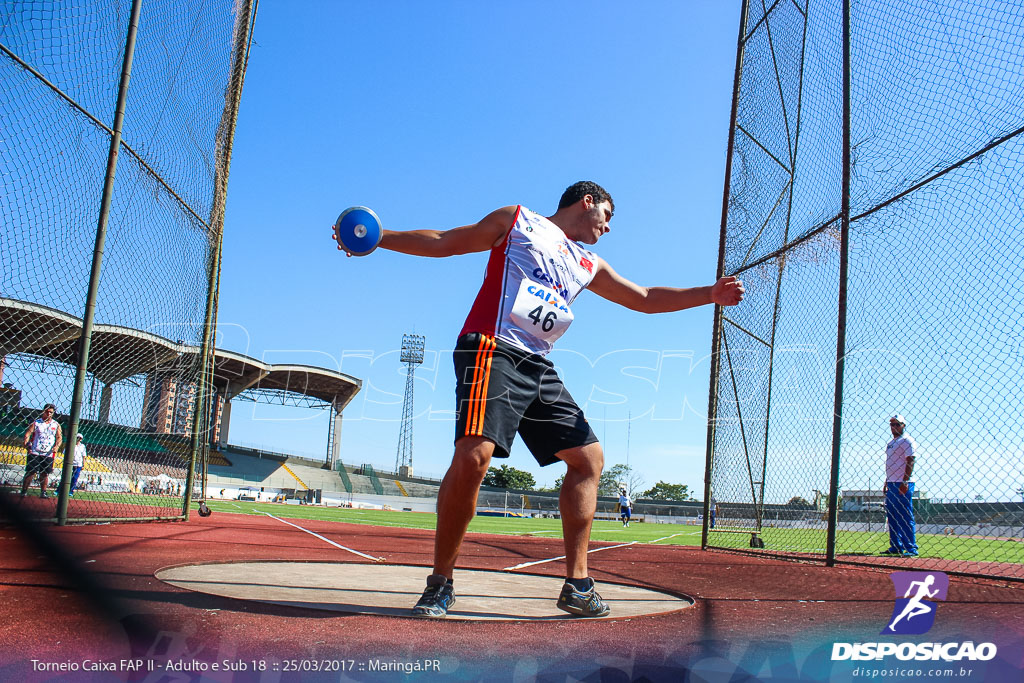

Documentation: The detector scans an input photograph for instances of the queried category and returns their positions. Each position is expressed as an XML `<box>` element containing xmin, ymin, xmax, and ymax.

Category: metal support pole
<box><xmin>325</xmin><ymin>400</ymin><xmax>336</xmax><ymax>465</ymax></box>
<box><xmin>703</xmin><ymin>0</ymin><xmax>751</xmax><ymax>550</ymax></box>
<box><xmin>826</xmin><ymin>0</ymin><xmax>853</xmax><ymax>565</ymax></box>
<box><xmin>184</xmin><ymin>0</ymin><xmax>255</xmax><ymax>518</ymax></box>
<box><xmin>57</xmin><ymin>0</ymin><xmax>143</xmax><ymax>525</ymax></box>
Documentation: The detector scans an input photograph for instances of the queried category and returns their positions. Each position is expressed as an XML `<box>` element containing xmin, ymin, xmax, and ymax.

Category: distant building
<box><xmin>141</xmin><ymin>374</ymin><xmax>223</xmax><ymax>443</ymax></box>
<box><xmin>842</xmin><ymin>488</ymin><xmax>928</xmax><ymax>512</ymax></box>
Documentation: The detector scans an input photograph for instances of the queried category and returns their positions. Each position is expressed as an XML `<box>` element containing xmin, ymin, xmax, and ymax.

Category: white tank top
<box><xmin>30</xmin><ymin>418</ymin><xmax>60</xmax><ymax>456</ymax></box>
<box><xmin>461</xmin><ymin>206</ymin><xmax>598</xmax><ymax>355</ymax></box>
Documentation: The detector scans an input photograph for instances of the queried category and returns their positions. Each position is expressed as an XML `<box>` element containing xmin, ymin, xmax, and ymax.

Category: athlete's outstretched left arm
<box><xmin>587</xmin><ymin>258</ymin><xmax>744</xmax><ymax>313</ymax></box>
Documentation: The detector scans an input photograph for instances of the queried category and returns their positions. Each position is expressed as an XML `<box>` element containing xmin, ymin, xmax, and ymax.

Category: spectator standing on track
<box><xmin>21</xmin><ymin>403</ymin><xmax>62</xmax><ymax>499</ymax></box>
<box><xmin>69</xmin><ymin>432</ymin><xmax>86</xmax><ymax>497</ymax></box>
<box><xmin>342</xmin><ymin>181</ymin><xmax>744</xmax><ymax>618</ymax></box>
<box><xmin>882</xmin><ymin>413</ymin><xmax>918</xmax><ymax>557</ymax></box>
<box><xmin>618</xmin><ymin>487</ymin><xmax>633</xmax><ymax>527</ymax></box>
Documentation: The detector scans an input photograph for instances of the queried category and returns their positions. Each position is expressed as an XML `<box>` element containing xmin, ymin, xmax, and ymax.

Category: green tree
<box><xmin>787</xmin><ymin>496</ymin><xmax>813</xmax><ymax>508</ymax></box>
<box><xmin>482</xmin><ymin>464</ymin><xmax>536</xmax><ymax>490</ymax></box>
<box><xmin>641</xmin><ymin>481</ymin><xmax>693</xmax><ymax>501</ymax></box>
<box><xmin>599</xmin><ymin>463</ymin><xmax>644</xmax><ymax>497</ymax></box>
<box><xmin>536</xmin><ymin>473</ymin><xmax>565</xmax><ymax>493</ymax></box>
<box><xmin>540</xmin><ymin>466</ymin><xmax>643</xmax><ymax>495</ymax></box>
<box><xmin>539</xmin><ymin>466</ymin><xmax>644</xmax><ymax>495</ymax></box>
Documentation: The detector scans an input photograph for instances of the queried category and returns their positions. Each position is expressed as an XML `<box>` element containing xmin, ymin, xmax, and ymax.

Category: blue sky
<box><xmin>216</xmin><ymin>2</ymin><xmax>742</xmax><ymax>492</ymax></box>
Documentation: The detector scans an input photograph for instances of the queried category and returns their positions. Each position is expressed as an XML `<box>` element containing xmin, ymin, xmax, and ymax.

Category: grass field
<box><xmin>188</xmin><ymin>499</ymin><xmax>1021</xmax><ymax>564</ymax></box>
<box><xmin>10</xmin><ymin>488</ymin><xmax>1020</xmax><ymax>565</ymax></box>
<box><xmin>711</xmin><ymin>526</ymin><xmax>1022</xmax><ymax>563</ymax></box>
<box><xmin>191</xmin><ymin>498</ymin><xmax>703</xmax><ymax>546</ymax></box>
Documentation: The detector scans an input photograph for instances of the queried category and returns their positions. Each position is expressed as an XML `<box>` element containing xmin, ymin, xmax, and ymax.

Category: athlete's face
<box><xmin>580</xmin><ymin>196</ymin><xmax>613</xmax><ymax>244</ymax></box>
<box><xmin>41</xmin><ymin>406</ymin><xmax>55</xmax><ymax>421</ymax></box>
<box><xmin>890</xmin><ymin>420</ymin><xmax>904</xmax><ymax>437</ymax></box>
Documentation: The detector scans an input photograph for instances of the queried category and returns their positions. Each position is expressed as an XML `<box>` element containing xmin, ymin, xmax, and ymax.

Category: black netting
<box><xmin>1</xmin><ymin>0</ymin><xmax>254</xmax><ymax>522</ymax></box>
<box><xmin>709</xmin><ymin>0</ymin><xmax>1024</xmax><ymax>579</ymax></box>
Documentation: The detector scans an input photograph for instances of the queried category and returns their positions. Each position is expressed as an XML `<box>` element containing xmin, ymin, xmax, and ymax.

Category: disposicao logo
<box><xmin>831</xmin><ymin>571</ymin><xmax>998</xmax><ymax>663</ymax></box>
<box><xmin>884</xmin><ymin>571</ymin><xmax>948</xmax><ymax>635</ymax></box>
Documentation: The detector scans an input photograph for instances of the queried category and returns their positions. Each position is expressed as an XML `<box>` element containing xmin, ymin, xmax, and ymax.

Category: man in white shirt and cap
<box><xmin>70</xmin><ymin>432</ymin><xmax>87</xmax><ymax>497</ymax></box>
<box><xmin>883</xmin><ymin>413</ymin><xmax>917</xmax><ymax>556</ymax></box>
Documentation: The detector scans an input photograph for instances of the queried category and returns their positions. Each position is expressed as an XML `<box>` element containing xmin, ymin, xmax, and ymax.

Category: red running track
<box><xmin>1</xmin><ymin>510</ymin><xmax>1022</xmax><ymax>681</ymax></box>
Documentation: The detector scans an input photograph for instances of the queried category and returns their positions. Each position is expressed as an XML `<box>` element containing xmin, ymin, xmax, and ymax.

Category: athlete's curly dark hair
<box><xmin>557</xmin><ymin>181</ymin><xmax>614</xmax><ymax>216</ymax></box>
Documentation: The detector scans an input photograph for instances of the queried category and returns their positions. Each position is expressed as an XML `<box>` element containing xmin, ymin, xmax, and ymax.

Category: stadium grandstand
<box><xmin>0</xmin><ymin>298</ymin><xmax>360</xmax><ymax>505</ymax></box>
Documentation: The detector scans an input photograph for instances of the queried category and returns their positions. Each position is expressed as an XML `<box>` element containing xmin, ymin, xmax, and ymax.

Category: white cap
<box><xmin>76</xmin><ymin>433</ymin><xmax>84</xmax><ymax>440</ymax></box>
<box><xmin>888</xmin><ymin>414</ymin><xmax>906</xmax><ymax>425</ymax></box>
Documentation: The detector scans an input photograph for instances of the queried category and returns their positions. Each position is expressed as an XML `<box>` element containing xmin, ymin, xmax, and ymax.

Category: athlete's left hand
<box><xmin>711</xmin><ymin>276</ymin><xmax>744</xmax><ymax>306</ymax></box>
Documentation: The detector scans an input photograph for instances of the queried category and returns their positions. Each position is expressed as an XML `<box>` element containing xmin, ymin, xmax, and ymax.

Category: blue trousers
<box><xmin>885</xmin><ymin>481</ymin><xmax>916</xmax><ymax>553</ymax></box>
<box><xmin>70</xmin><ymin>466</ymin><xmax>82</xmax><ymax>493</ymax></box>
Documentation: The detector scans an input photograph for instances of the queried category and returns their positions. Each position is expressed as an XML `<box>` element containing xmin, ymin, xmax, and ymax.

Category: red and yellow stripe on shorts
<box><xmin>464</xmin><ymin>335</ymin><xmax>497</xmax><ymax>437</ymax></box>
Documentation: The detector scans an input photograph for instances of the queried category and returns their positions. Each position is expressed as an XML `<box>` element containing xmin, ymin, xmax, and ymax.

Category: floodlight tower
<box><xmin>395</xmin><ymin>334</ymin><xmax>425</xmax><ymax>476</ymax></box>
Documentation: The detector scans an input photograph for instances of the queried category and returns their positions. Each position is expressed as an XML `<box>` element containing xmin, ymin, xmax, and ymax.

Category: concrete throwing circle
<box><xmin>156</xmin><ymin>561</ymin><xmax>694</xmax><ymax>621</ymax></box>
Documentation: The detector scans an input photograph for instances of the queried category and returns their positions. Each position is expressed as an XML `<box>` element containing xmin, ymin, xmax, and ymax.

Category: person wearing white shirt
<box><xmin>883</xmin><ymin>414</ymin><xmax>917</xmax><ymax>556</ymax></box>
<box><xmin>21</xmin><ymin>403</ymin><xmax>61</xmax><ymax>498</ymax></box>
<box><xmin>618</xmin><ymin>488</ymin><xmax>633</xmax><ymax>527</ymax></box>
<box><xmin>70</xmin><ymin>432</ymin><xmax>87</xmax><ymax>496</ymax></box>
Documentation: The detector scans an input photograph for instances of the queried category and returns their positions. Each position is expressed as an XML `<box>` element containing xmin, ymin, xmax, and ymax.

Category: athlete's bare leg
<box><xmin>432</xmin><ymin>436</ymin><xmax>495</xmax><ymax>578</ymax></box>
<box><xmin>556</xmin><ymin>442</ymin><xmax>604</xmax><ymax>579</ymax></box>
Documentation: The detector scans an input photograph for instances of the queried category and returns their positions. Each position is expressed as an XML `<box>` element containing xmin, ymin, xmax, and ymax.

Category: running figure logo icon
<box><xmin>882</xmin><ymin>571</ymin><xmax>949</xmax><ymax>635</ymax></box>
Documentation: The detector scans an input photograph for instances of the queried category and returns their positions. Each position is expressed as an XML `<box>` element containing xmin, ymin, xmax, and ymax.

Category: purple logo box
<box><xmin>882</xmin><ymin>572</ymin><xmax>949</xmax><ymax>635</ymax></box>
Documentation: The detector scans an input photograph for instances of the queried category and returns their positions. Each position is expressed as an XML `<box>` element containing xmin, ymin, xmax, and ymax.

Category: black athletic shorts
<box><xmin>26</xmin><ymin>453</ymin><xmax>54</xmax><ymax>476</ymax></box>
<box><xmin>453</xmin><ymin>332</ymin><xmax>598</xmax><ymax>466</ymax></box>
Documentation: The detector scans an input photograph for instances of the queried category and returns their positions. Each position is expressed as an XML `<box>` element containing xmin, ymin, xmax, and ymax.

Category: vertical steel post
<box><xmin>826</xmin><ymin>0</ymin><xmax>854</xmax><ymax>565</ymax></box>
<box><xmin>183</xmin><ymin>0</ymin><xmax>255</xmax><ymax>518</ymax></box>
<box><xmin>703</xmin><ymin>0</ymin><xmax>751</xmax><ymax>550</ymax></box>
<box><xmin>325</xmin><ymin>400</ymin><xmax>336</xmax><ymax>465</ymax></box>
<box><xmin>57</xmin><ymin>0</ymin><xmax>143</xmax><ymax>524</ymax></box>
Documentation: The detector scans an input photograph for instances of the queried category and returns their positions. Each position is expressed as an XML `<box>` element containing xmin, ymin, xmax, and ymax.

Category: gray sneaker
<box><xmin>411</xmin><ymin>575</ymin><xmax>455</xmax><ymax>618</ymax></box>
<box><xmin>556</xmin><ymin>580</ymin><xmax>610</xmax><ymax>618</ymax></box>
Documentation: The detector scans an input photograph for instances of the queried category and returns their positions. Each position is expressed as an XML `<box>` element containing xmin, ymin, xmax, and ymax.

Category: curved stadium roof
<box><xmin>0</xmin><ymin>297</ymin><xmax>361</xmax><ymax>410</ymax></box>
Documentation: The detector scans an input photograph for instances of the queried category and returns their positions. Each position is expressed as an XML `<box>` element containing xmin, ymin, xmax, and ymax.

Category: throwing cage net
<box><xmin>706</xmin><ymin>0</ymin><xmax>1024</xmax><ymax>579</ymax></box>
<box><xmin>0</xmin><ymin>0</ymin><xmax>255</xmax><ymax>523</ymax></box>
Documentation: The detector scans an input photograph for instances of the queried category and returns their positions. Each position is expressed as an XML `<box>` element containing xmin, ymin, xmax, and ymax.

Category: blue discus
<box><xmin>334</xmin><ymin>206</ymin><xmax>382</xmax><ymax>256</ymax></box>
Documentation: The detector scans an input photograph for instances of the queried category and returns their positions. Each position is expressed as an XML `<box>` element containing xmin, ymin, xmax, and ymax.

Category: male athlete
<box><xmin>336</xmin><ymin>181</ymin><xmax>744</xmax><ymax>617</ymax></box>
<box><xmin>22</xmin><ymin>403</ymin><xmax>62</xmax><ymax>498</ymax></box>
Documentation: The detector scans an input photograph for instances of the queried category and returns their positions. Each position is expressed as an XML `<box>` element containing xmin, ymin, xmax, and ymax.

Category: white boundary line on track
<box><xmin>261</xmin><ymin>512</ymin><xmax>385</xmax><ymax>562</ymax></box>
<box><xmin>503</xmin><ymin>541</ymin><xmax>638</xmax><ymax>570</ymax></box>
<box><xmin>502</xmin><ymin>532</ymin><xmax>696</xmax><ymax>570</ymax></box>
<box><xmin>650</xmin><ymin>532</ymin><xmax>690</xmax><ymax>543</ymax></box>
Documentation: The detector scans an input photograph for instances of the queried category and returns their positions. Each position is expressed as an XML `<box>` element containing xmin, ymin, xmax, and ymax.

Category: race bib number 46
<box><xmin>509</xmin><ymin>280</ymin><xmax>574</xmax><ymax>345</ymax></box>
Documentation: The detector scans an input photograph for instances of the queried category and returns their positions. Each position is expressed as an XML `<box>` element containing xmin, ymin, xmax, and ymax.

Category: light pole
<box><xmin>395</xmin><ymin>334</ymin><xmax>425</xmax><ymax>476</ymax></box>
